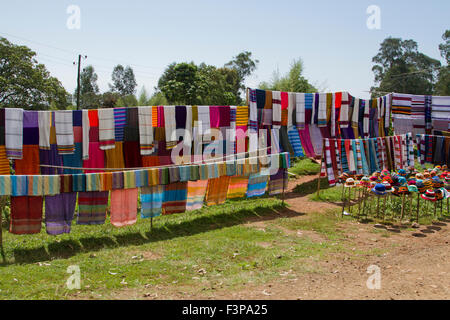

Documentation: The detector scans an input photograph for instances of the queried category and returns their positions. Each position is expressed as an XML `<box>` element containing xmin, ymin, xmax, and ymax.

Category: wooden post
<box><xmin>341</xmin><ymin>185</ymin><xmax>346</xmax><ymax>218</ymax></box>
<box><xmin>409</xmin><ymin>195</ymin><xmax>413</xmax><ymax>222</ymax></box>
<box><xmin>416</xmin><ymin>193</ymin><xmax>420</xmax><ymax>223</ymax></box>
<box><xmin>316</xmin><ymin>140</ymin><xmax>325</xmax><ymax>198</ymax></box>
<box><xmin>400</xmin><ymin>194</ymin><xmax>406</xmax><ymax>222</ymax></box>
<box><xmin>383</xmin><ymin>195</ymin><xmax>387</xmax><ymax>222</ymax></box>
<box><xmin>376</xmin><ymin>196</ymin><xmax>380</xmax><ymax>219</ymax></box>
<box><xmin>281</xmin><ymin>169</ymin><xmax>286</xmax><ymax>205</ymax></box>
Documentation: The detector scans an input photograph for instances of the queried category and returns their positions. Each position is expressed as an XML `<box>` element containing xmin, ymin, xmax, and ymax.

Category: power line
<box><xmin>388</xmin><ymin>65</ymin><xmax>445</xmax><ymax>79</ymax></box>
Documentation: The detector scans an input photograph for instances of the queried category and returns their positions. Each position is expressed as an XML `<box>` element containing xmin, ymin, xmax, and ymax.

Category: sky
<box><xmin>0</xmin><ymin>0</ymin><xmax>449</xmax><ymax>100</ymax></box>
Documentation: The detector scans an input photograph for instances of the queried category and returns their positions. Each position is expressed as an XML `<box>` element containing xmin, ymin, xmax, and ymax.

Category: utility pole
<box><xmin>74</xmin><ymin>55</ymin><xmax>87</xmax><ymax>110</ymax></box>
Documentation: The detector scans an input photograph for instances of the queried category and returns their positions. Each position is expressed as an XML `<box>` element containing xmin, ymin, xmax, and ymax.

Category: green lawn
<box><xmin>288</xmin><ymin>157</ymin><xmax>320</xmax><ymax>176</ymax></box>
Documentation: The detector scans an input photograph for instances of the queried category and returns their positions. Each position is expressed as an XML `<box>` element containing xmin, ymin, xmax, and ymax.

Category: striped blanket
<box><xmin>77</xmin><ymin>191</ymin><xmax>109</xmax><ymax>225</ymax></box>
<box><xmin>141</xmin><ymin>185</ymin><xmax>164</xmax><ymax>218</ymax></box>
<box><xmin>391</xmin><ymin>93</ymin><xmax>412</xmax><ymax>117</ymax></box>
<box><xmin>163</xmin><ymin>182</ymin><xmax>187</xmax><ymax>214</ymax></box>
<box><xmin>186</xmin><ymin>180</ymin><xmax>208</xmax><ymax>210</ymax></box>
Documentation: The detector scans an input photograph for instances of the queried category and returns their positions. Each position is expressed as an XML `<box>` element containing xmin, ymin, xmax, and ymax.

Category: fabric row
<box><xmin>0</xmin><ymin>152</ymin><xmax>290</xmax><ymax>196</ymax></box>
<box><xmin>391</xmin><ymin>93</ymin><xmax>450</xmax><ymax>136</ymax></box>
<box><xmin>248</xmin><ymin>88</ymin><xmax>391</xmax><ymax>159</ymax></box>
<box><xmin>320</xmin><ymin>134</ymin><xmax>415</xmax><ymax>186</ymax></box>
<box><xmin>416</xmin><ymin>134</ymin><xmax>450</xmax><ymax>168</ymax></box>
<box><xmin>8</xmin><ymin>168</ymin><xmax>289</xmax><ymax>236</ymax></box>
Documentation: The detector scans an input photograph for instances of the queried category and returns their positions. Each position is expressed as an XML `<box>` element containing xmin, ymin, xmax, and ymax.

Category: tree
<box><xmin>110</xmin><ymin>64</ymin><xmax>137</xmax><ymax>96</ymax></box>
<box><xmin>224</xmin><ymin>51</ymin><xmax>259</xmax><ymax>99</ymax></box>
<box><xmin>115</xmin><ymin>94</ymin><xmax>138</xmax><ymax>108</ymax></box>
<box><xmin>76</xmin><ymin>65</ymin><xmax>100</xmax><ymax>109</ymax></box>
<box><xmin>435</xmin><ymin>30</ymin><xmax>450</xmax><ymax>95</ymax></box>
<box><xmin>259</xmin><ymin>59</ymin><xmax>317</xmax><ymax>93</ymax></box>
<box><xmin>371</xmin><ymin>37</ymin><xmax>441</xmax><ymax>96</ymax></box>
<box><xmin>137</xmin><ymin>86</ymin><xmax>150</xmax><ymax>105</ymax></box>
<box><xmin>101</xmin><ymin>91</ymin><xmax>120</xmax><ymax>108</ymax></box>
<box><xmin>0</xmin><ymin>37</ymin><xmax>69</xmax><ymax>109</ymax></box>
<box><xmin>148</xmin><ymin>91</ymin><xmax>168</xmax><ymax>105</ymax></box>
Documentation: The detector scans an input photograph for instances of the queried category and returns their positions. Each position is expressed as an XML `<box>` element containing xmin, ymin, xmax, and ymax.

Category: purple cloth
<box><xmin>45</xmin><ymin>192</ymin><xmax>77</xmax><ymax>235</ymax></box>
<box><xmin>23</xmin><ymin>111</ymin><xmax>38</xmax><ymax>128</ymax></box>
<box><xmin>73</xmin><ymin>110</ymin><xmax>82</xmax><ymax>126</ymax></box>
<box><xmin>23</xmin><ymin>127</ymin><xmax>39</xmax><ymax>145</ymax></box>
<box><xmin>40</xmin><ymin>144</ymin><xmax>63</xmax><ymax>175</ymax></box>
<box><xmin>218</xmin><ymin>106</ymin><xmax>230</xmax><ymax>127</ymax></box>
<box><xmin>340</xmin><ymin>126</ymin><xmax>355</xmax><ymax>139</ymax></box>
<box><xmin>256</xmin><ymin>89</ymin><xmax>266</xmax><ymax>109</ymax></box>
<box><xmin>175</xmin><ymin>106</ymin><xmax>187</xmax><ymax>129</ymax></box>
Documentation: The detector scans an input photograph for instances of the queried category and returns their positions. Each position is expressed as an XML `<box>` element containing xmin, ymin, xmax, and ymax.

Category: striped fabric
<box><xmin>0</xmin><ymin>146</ymin><xmax>10</xmax><ymax>175</ymax></box>
<box><xmin>55</xmin><ymin>110</ymin><xmax>75</xmax><ymax>154</ymax></box>
<box><xmin>138</xmin><ymin>106</ymin><xmax>154</xmax><ymax>155</ymax></box>
<box><xmin>82</xmin><ymin>110</ymin><xmax>90</xmax><ymax>160</ymax></box>
<box><xmin>98</xmin><ymin>108</ymin><xmax>116</xmax><ymax>150</ymax></box>
<box><xmin>317</xmin><ymin>93</ymin><xmax>327</xmax><ymax>127</ymax></box>
<box><xmin>268</xmin><ymin>169</ymin><xmax>288</xmax><ymax>195</ymax></box>
<box><xmin>38</xmin><ymin>110</ymin><xmax>51</xmax><ymax>150</ymax></box>
<box><xmin>272</xmin><ymin>91</ymin><xmax>282</xmax><ymax>128</ymax></box>
<box><xmin>352</xmin><ymin>98</ymin><xmax>360</xmax><ymax>131</ymax></box>
<box><xmin>246</xmin><ymin>173</ymin><xmax>268</xmax><ymax>198</ymax></box>
<box><xmin>248</xmin><ymin>89</ymin><xmax>258</xmax><ymax>131</ymax></box>
<box><xmin>0</xmin><ymin>175</ymin><xmax>11</xmax><ymax>195</ymax></box>
<box><xmin>163</xmin><ymin>182</ymin><xmax>187</xmax><ymax>214</ymax></box>
<box><xmin>186</xmin><ymin>180</ymin><xmax>208</xmax><ymax>211</ymax></box>
<box><xmin>392</xmin><ymin>93</ymin><xmax>412</xmax><ymax>116</ymax></box>
<box><xmin>140</xmin><ymin>185</ymin><xmax>164</xmax><ymax>218</ymax></box>
<box><xmin>287</xmin><ymin>126</ymin><xmax>304</xmax><ymax>157</ymax></box>
<box><xmin>77</xmin><ymin>191</ymin><xmax>109</xmax><ymax>225</ymax></box>
<box><xmin>10</xmin><ymin>196</ymin><xmax>43</xmax><ymax>234</ymax></box>
<box><xmin>44</xmin><ymin>193</ymin><xmax>77</xmax><ymax>235</ymax></box>
<box><xmin>424</xmin><ymin>96</ymin><xmax>432</xmax><ymax>131</ymax></box>
<box><xmin>205</xmin><ymin>176</ymin><xmax>230</xmax><ymax>206</ymax></box>
<box><xmin>114</xmin><ymin>107</ymin><xmax>127</xmax><ymax>142</ymax></box>
<box><xmin>227</xmin><ymin>176</ymin><xmax>249</xmax><ymax>199</ymax></box>
<box><xmin>5</xmin><ymin>108</ymin><xmax>23</xmax><ymax>159</ymax></box>
<box><xmin>353</xmin><ymin>140</ymin><xmax>363</xmax><ymax>175</ymax></box>
<box><xmin>236</xmin><ymin>106</ymin><xmax>248</xmax><ymax>126</ymax></box>
<box><xmin>363</xmin><ymin>99</ymin><xmax>370</xmax><ymax>138</ymax></box>
<box><xmin>324</xmin><ymin>139</ymin><xmax>336</xmax><ymax>185</ymax></box>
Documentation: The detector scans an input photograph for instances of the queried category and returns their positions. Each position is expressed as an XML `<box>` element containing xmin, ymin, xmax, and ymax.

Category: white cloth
<box><xmin>317</xmin><ymin>93</ymin><xmax>327</xmax><ymax>127</ymax></box>
<box><xmin>363</xmin><ymin>99</ymin><xmax>370</xmax><ymax>138</ymax></box>
<box><xmin>82</xmin><ymin>110</ymin><xmax>90</xmax><ymax>160</ymax></box>
<box><xmin>5</xmin><ymin>108</ymin><xmax>23</xmax><ymax>159</ymax></box>
<box><xmin>55</xmin><ymin>110</ymin><xmax>74</xmax><ymax>154</ymax></box>
<box><xmin>295</xmin><ymin>93</ymin><xmax>305</xmax><ymax>129</ymax></box>
<box><xmin>138</xmin><ymin>106</ymin><xmax>154</xmax><ymax>155</ymax></box>
<box><xmin>38</xmin><ymin>110</ymin><xmax>51</xmax><ymax>150</ymax></box>
<box><xmin>197</xmin><ymin>106</ymin><xmax>211</xmax><ymax>142</ymax></box>
<box><xmin>98</xmin><ymin>108</ymin><xmax>115</xmax><ymax>150</ymax></box>
<box><xmin>163</xmin><ymin>106</ymin><xmax>177</xmax><ymax>148</ymax></box>
<box><xmin>339</xmin><ymin>92</ymin><xmax>349</xmax><ymax>128</ymax></box>
<box><xmin>352</xmin><ymin>98</ymin><xmax>360</xmax><ymax>128</ymax></box>
<box><xmin>272</xmin><ymin>90</ymin><xmax>282</xmax><ymax>128</ymax></box>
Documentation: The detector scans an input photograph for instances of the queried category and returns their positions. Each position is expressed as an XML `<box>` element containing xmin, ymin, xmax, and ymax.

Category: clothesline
<box><xmin>38</xmin><ymin>147</ymin><xmax>274</xmax><ymax>171</ymax></box>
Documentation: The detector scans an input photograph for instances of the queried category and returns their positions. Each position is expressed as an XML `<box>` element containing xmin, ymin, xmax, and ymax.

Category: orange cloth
<box><xmin>105</xmin><ymin>141</ymin><xmax>125</xmax><ymax>169</ymax></box>
<box><xmin>110</xmin><ymin>188</ymin><xmax>138</xmax><ymax>227</ymax></box>
<box><xmin>205</xmin><ymin>176</ymin><xmax>231</xmax><ymax>206</ymax></box>
<box><xmin>142</xmin><ymin>155</ymin><xmax>160</xmax><ymax>167</ymax></box>
<box><xmin>14</xmin><ymin>145</ymin><xmax>40</xmax><ymax>175</ymax></box>
<box><xmin>0</xmin><ymin>145</ymin><xmax>11</xmax><ymax>175</ymax></box>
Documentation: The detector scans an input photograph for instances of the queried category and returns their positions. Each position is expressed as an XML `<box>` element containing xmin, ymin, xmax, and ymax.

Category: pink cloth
<box><xmin>110</xmin><ymin>188</ymin><xmax>138</xmax><ymax>227</ymax></box>
<box><xmin>298</xmin><ymin>125</ymin><xmax>315</xmax><ymax>158</ymax></box>
<box><xmin>83</xmin><ymin>142</ymin><xmax>105</xmax><ymax>173</ymax></box>
<box><xmin>281</xmin><ymin>92</ymin><xmax>289</xmax><ymax>110</ymax></box>
<box><xmin>73</xmin><ymin>126</ymin><xmax>82</xmax><ymax>143</ymax></box>
<box><xmin>209</xmin><ymin>106</ymin><xmax>221</xmax><ymax>127</ymax></box>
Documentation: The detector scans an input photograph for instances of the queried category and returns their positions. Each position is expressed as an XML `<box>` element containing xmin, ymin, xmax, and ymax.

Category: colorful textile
<box><xmin>77</xmin><ymin>191</ymin><xmax>109</xmax><ymax>225</ymax></box>
<box><xmin>5</xmin><ymin>108</ymin><xmax>23</xmax><ymax>159</ymax></box>
<box><xmin>248</xmin><ymin>89</ymin><xmax>258</xmax><ymax>131</ymax></box>
<box><xmin>140</xmin><ymin>185</ymin><xmax>163</xmax><ymax>218</ymax></box>
<box><xmin>138</xmin><ymin>106</ymin><xmax>154</xmax><ymax>155</ymax></box>
<box><xmin>38</xmin><ymin>110</ymin><xmax>51</xmax><ymax>150</ymax></box>
<box><xmin>0</xmin><ymin>146</ymin><xmax>9</xmax><ymax>175</ymax></box>
<box><xmin>114</xmin><ymin>107</ymin><xmax>127</xmax><ymax>142</ymax></box>
<box><xmin>246</xmin><ymin>172</ymin><xmax>268</xmax><ymax>198</ymax></box>
<box><xmin>272</xmin><ymin>91</ymin><xmax>282</xmax><ymax>128</ymax></box>
<box><xmin>227</xmin><ymin>176</ymin><xmax>249</xmax><ymax>199</ymax></box>
<box><xmin>83</xmin><ymin>142</ymin><xmax>105</xmax><ymax>173</ymax></box>
<box><xmin>0</xmin><ymin>174</ymin><xmax>11</xmax><ymax>195</ymax></box>
<box><xmin>105</xmin><ymin>142</ymin><xmax>125</xmax><ymax>169</ymax></box>
<box><xmin>324</xmin><ymin>139</ymin><xmax>336</xmax><ymax>185</ymax></box>
<box><xmin>110</xmin><ymin>188</ymin><xmax>138</xmax><ymax>227</ymax></box>
<box><xmin>124</xmin><ymin>107</ymin><xmax>139</xmax><ymax>142</ymax></box>
<box><xmin>268</xmin><ymin>169</ymin><xmax>288</xmax><ymax>195</ymax></box>
<box><xmin>98</xmin><ymin>108</ymin><xmax>116</xmax><ymax>150</ymax></box>
<box><xmin>163</xmin><ymin>182</ymin><xmax>187</xmax><ymax>214</ymax></box>
<box><xmin>55</xmin><ymin>110</ymin><xmax>74</xmax><ymax>154</ymax></box>
<box><xmin>62</xmin><ymin>142</ymin><xmax>83</xmax><ymax>174</ymax></box>
<box><xmin>186</xmin><ymin>180</ymin><xmax>208</xmax><ymax>210</ymax></box>
<box><xmin>9</xmin><ymin>196</ymin><xmax>43</xmax><ymax>234</ymax></box>
<box><xmin>14</xmin><ymin>145</ymin><xmax>40</xmax><ymax>175</ymax></box>
<box><xmin>82</xmin><ymin>110</ymin><xmax>90</xmax><ymax>160</ymax></box>
<box><xmin>205</xmin><ymin>176</ymin><xmax>230</xmax><ymax>206</ymax></box>
<box><xmin>44</xmin><ymin>192</ymin><xmax>76</xmax><ymax>235</ymax></box>
<box><xmin>392</xmin><ymin>93</ymin><xmax>412</xmax><ymax>116</ymax></box>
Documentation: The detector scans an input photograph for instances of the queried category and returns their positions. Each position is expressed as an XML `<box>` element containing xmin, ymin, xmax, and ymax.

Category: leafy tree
<box><xmin>76</xmin><ymin>65</ymin><xmax>100</xmax><ymax>109</ymax></box>
<box><xmin>101</xmin><ymin>91</ymin><xmax>120</xmax><ymax>108</ymax></box>
<box><xmin>224</xmin><ymin>51</ymin><xmax>259</xmax><ymax>99</ymax></box>
<box><xmin>110</xmin><ymin>64</ymin><xmax>137</xmax><ymax>96</ymax></box>
<box><xmin>0</xmin><ymin>37</ymin><xmax>69</xmax><ymax>110</ymax></box>
<box><xmin>137</xmin><ymin>86</ymin><xmax>150</xmax><ymax>105</ymax></box>
<box><xmin>435</xmin><ymin>30</ymin><xmax>450</xmax><ymax>95</ymax></box>
<box><xmin>148</xmin><ymin>91</ymin><xmax>168</xmax><ymax>105</ymax></box>
<box><xmin>371</xmin><ymin>37</ymin><xmax>441</xmax><ymax>96</ymax></box>
<box><xmin>259</xmin><ymin>59</ymin><xmax>317</xmax><ymax>93</ymax></box>
<box><xmin>115</xmin><ymin>94</ymin><xmax>138</xmax><ymax>108</ymax></box>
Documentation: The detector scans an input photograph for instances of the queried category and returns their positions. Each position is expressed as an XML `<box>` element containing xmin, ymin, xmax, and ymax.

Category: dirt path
<box><xmin>161</xmin><ymin>175</ymin><xmax>450</xmax><ymax>300</ymax></box>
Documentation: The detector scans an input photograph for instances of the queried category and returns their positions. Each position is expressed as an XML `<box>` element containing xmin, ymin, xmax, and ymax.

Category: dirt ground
<box><xmin>120</xmin><ymin>175</ymin><xmax>450</xmax><ymax>300</ymax></box>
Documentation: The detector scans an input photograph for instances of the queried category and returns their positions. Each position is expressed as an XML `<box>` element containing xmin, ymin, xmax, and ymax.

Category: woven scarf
<box><xmin>248</xmin><ymin>89</ymin><xmax>258</xmax><ymax>131</ymax></box>
<box><xmin>114</xmin><ymin>107</ymin><xmax>127</xmax><ymax>142</ymax></box>
<box><xmin>55</xmin><ymin>110</ymin><xmax>74</xmax><ymax>155</ymax></box>
<box><xmin>272</xmin><ymin>91</ymin><xmax>282</xmax><ymax>128</ymax></box>
<box><xmin>317</xmin><ymin>93</ymin><xmax>327</xmax><ymax>127</ymax></box>
<box><xmin>110</xmin><ymin>188</ymin><xmax>138</xmax><ymax>227</ymax></box>
<box><xmin>185</xmin><ymin>180</ymin><xmax>207</xmax><ymax>211</ymax></box>
<box><xmin>5</xmin><ymin>108</ymin><xmax>23</xmax><ymax>159</ymax></box>
<box><xmin>98</xmin><ymin>108</ymin><xmax>115</xmax><ymax>150</ymax></box>
<box><xmin>141</xmin><ymin>185</ymin><xmax>164</xmax><ymax>218</ymax></box>
<box><xmin>38</xmin><ymin>111</ymin><xmax>51</xmax><ymax>150</ymax></box>
<box><xmin>138</xmin><ymin>106</ymin><xmax>154</xmax><ymax>155</ymax></box>
<box><xmin>324</xmin><ymin>139</ymin><xmax>336</xmax><ymax>186</ymax></box>
<box><xmin>424</xmin><ymin>95</ymin><xmax>432</xmax><ymax>132</ymax></box>
<box><xmin>82</xmin><ymin>110</ymin><xmax>90</xmax><ymax>160</ymax></box>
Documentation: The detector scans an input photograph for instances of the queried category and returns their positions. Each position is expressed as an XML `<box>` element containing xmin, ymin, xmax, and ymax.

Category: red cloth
<box><xmin>124</xmin><ymin>141</ymin><xmax>142</xmax><ymax>168</ymax></box>
<box><xmin>83</xmin><ymin>142</ymin><xmax>105</xmax><ymax>173</ymax></box>
<box><xmin>10</xmin><ymin>196</ymin><xmax>43</xmax><ymax>234</ymax></box>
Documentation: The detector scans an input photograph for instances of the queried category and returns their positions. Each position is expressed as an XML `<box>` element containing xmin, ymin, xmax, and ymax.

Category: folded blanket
<box><xmin>82</xmin><ymin>110</ymin><xmax>90</xmax><ymax>160</ymax></box>
<box><xmin>138</xmin><ymin>106</ymin><xmax>154</xmax><ymax>155</ymax></box>
<box><xmin>5</xmin><ymin>108</ymin><xmax>23</xmax><ymax>159</ymax></box>
<box><xmin>38</xmin><ymin>111</ymin><xmax>51</xmax><ymax>150</ymax></box>
<box><xmin>55</xmin><ymin>110</ymin><xmax>74</xmax><ymax>154</ymax></box>
<box><xmin>98</xmin><ymin>108</ymin><xmax>115</xmax><ymax>150</ymax></box>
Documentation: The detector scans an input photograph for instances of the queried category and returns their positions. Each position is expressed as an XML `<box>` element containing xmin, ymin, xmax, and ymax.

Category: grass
<box><xmin>0</xmin><ymin>195</ymin><xmax>349</xmax><ymax>300</ymax></box>
<box><xmin>288</xmin><ymin>157</ymin><xmax>320</xmax><ymax>176</ymax></box>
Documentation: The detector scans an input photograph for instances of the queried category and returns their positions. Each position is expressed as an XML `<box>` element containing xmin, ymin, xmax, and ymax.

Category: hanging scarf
<box><xmin>351</xmin><ymin>98</ymin><xmax>360</xmax><ymax>132</ymax></box>
<box><xmin>82</xmin><ymin>110</ymin><xmax>90</xmax><ymax>160</ymax></box>
<box><xmin>5</xmin><ymin>108</ymin><xmax>23</xmax><ymax>159</ymax></box>
<box><xmin>140</xmin><ymin>185</ymin><xmax>163</xmax><ymax>218</ymax></box>
<box><xmin>138</xmin><ymin>106</ymin><xmax>154</xmax><ymax>155</ymax></box>
<box><xmin>272</xmin><ymin>91</ymin><xmax>282</xmax><ymax>128</ymax></box>
<box><xmin>295</xmin><ymin>93</ymin><xmax>306</xmax><ymax>129</ymax></box>
<box><xmin>55</xmin><ymin>110</ymin><xmax>74</xmax><ymax>155</ymax></box>
<box><xmin>98</xmin><ymin>108</ymin><xmax>115</xmax><ymax>150</ymax></box>
<box><xmin>114</xmin><ymin>107</ymin><xmax>127</xmax><ymax>142</ymax></box>
<box><xmin>38</xmin><ymin>110</ymin><xmax>51</xmax><ymax>150</ymax></box>
<box><xmin>363</xmin><ymin>99</ymin><xmax>370</xmax><ymax>138</ymax></box>
<box><xmin>248</xmin><ymin>88</ymin><xmax>258</xmax><ymax>131</ymax></box>
<box><xmin>324</xmin><ymin>139</ymin><xmax>336</xmax><ymax>186</ymax></box>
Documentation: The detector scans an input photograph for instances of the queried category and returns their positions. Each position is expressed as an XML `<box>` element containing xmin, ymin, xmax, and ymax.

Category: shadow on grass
<box><xmin>6</xmin><ymin>202</ymin><xmax>293</xmax><ymax>265</ymax></box>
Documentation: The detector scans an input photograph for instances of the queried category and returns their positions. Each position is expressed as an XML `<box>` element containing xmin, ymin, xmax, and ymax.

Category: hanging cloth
<box><xmin>140</xmin><ymin>185</ymin><xmax>164</xmax><ymax>218</ymax></box>
<box><xmin>55</xmin><ymin>110</ymin><xmax>74</xmax><ymax>155</ymax></box>
<box><xmin>5</xmin><ymin>108</ymin><xmax>23</xmax><ymax>159</ymax></box>
<box><xmin>186</xmin><ymin>180</ymin><xmax>208</xmax><ymax>211</ymax></box>
<box><xmin>138</xmin><ymin>106</ymin><xmax>154</xmax><ymax>155</ymax></box>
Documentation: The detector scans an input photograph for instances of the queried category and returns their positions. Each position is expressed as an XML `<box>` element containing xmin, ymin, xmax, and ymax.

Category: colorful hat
<box><xmin>398</xmin><ymin>185</ymin><xmax>410</xmax><ymax>194</ymax></box>
<box><xmin>398</xmin><ymin>176</ymin><xmax>407</xmax><ymax>185</ymax></box>
<box><xmin>421</xmin><ymin>189</ymin><xmax>436</xmax><ymax>201</ymax></box>
<box><xmin>382</xmin><ymin>181</ymin><xmax>394</xmax><ymax>193</ymax></box>
<box><xmin>416</xmin><ymin>181</ymin><xmax>427</xmax><ymax>193</ymax></box>
<box><xmin>372</xmin><ymin>183</ymin><xmax>386</xmax><ymax>196</ymax></box>
<box><xmin>398</xmin><ymin>169</ymin><xmax>407</xmax><ymax>176</ymax></box>
<box><xmin>435</xmin><ymin>189</ymin><xmax>444</xmax><ymax>200</ymax></box>
<box><xmin>407</xmin><ymin>179</ymin><xmax>416</xmax><ymax>185</ymax></box>
<box><xmin>445</xmin><ymin>176</ymin><xmax>450</xmax><ymax>184</ymax></box>
<box><xmin>435</xmin><ymin>166</ymin><xmax>442</xmax><ymax>172</ymax></box>
<box><xmin>339</xmin><ymin>173</ymin><xmax>350</xmax><ymax>182</ymax></box>
<box><xmin>344</xmin><ymin>178</ymin><xmax>356</xmax><ymax>188</ymax></box>
<box><xmin>443</xmin><ymin>165</ymin><xmax>448</xmax><ymax>170</ymax></box>
<box><xmin>391</xmin><ymin>186</ymin><xmax>401</xmax><ymax>197</ymax></box>
<box><xmin>382</xmin><ymin>176</ymin><xmax>393</xmax><ymax>185</ymax></box>
<box><xmin>423</xmin><ymin>179</ymin><xmax>433</xmax><ymax>190</ymax></box>
<box><xmin>360</xmin><ymin>176</ymin><xmax>370</xmax><ymax>187</ymax></box>
<box><xmin>430</xmin><ymin>170</ymin><xmax>437</xmax><ymax>177</ymax></box>
<box><xmin>424</xmin><ymin>172</ymin><xmax>431</xmax><ymax>179</ymax></box>
<box><xmin>415</xmin><ymin>173</ymin><xmax>424</xmax><ymax>180</ymax></box>
<box><xmin>408</xmin><ymin>185</ymin><xmax>418</xmax><ymax>193</ymax></box>
<box><xmin>440</xmin><ymin>172</ymin><xmax>447</xmax><ymax>179</ymax></box>
<box><xmin>369</xmin><ymin>175</ymin><xmax>379</xmax><ymax>182</ymax></box>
